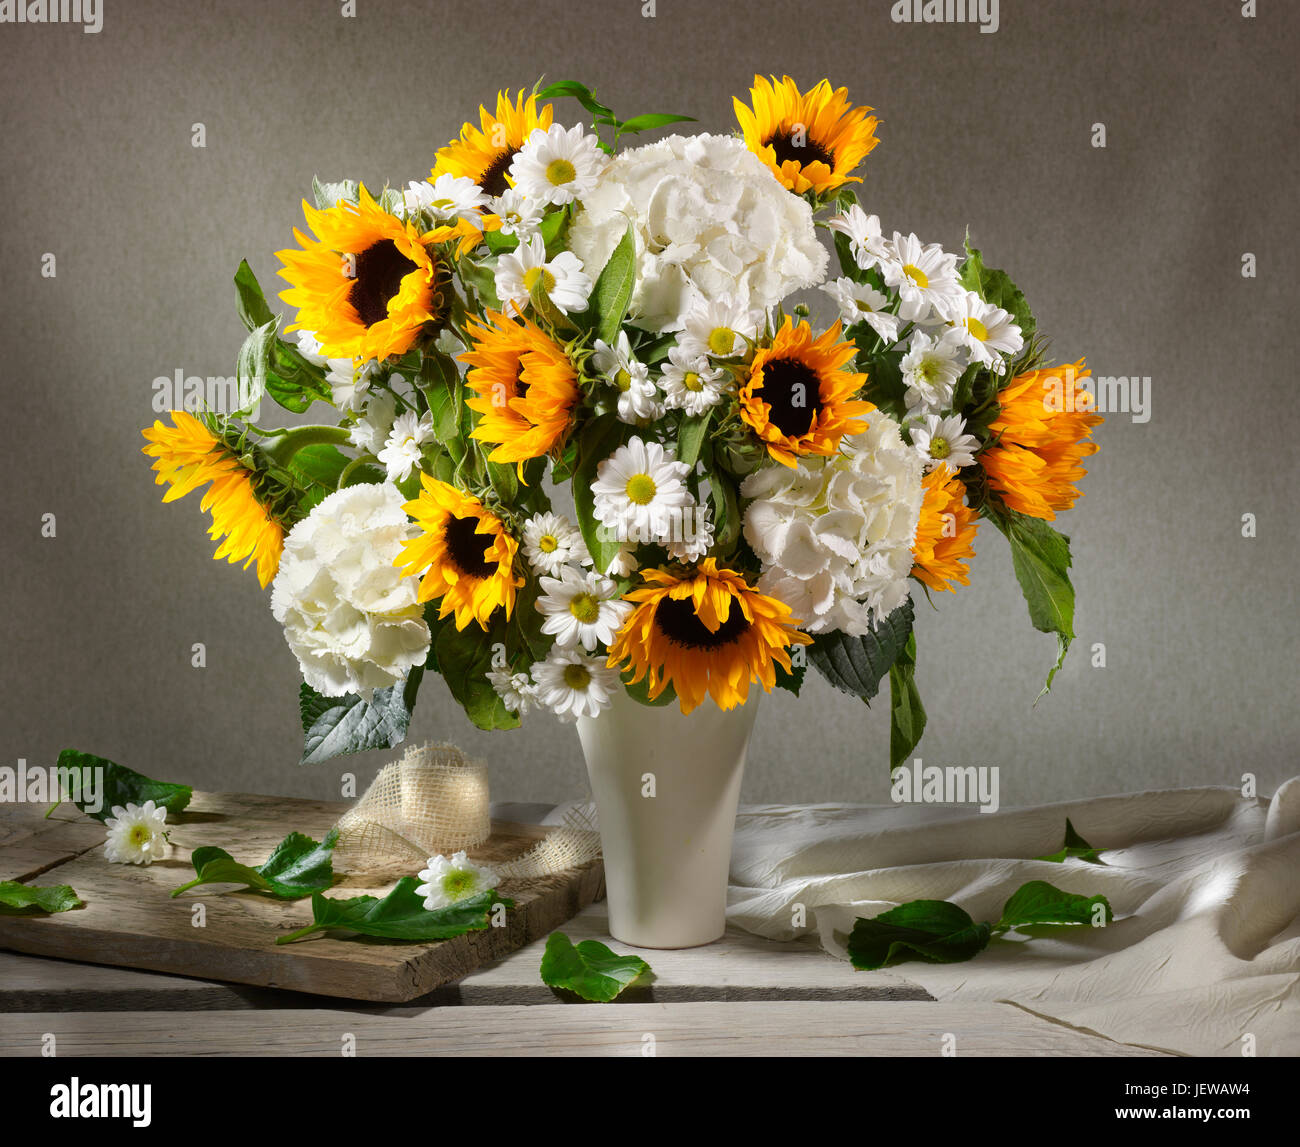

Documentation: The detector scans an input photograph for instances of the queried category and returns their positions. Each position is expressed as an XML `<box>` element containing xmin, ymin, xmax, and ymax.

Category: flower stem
<box><xmin>261</xmin><ymin>425</ymin><xmax>352</xmax><ymax>467</ymax></box>
<box><xmin>275</xmin><ymin>923</ymin><xmax>322</xmax><ymax>945</ymax></box>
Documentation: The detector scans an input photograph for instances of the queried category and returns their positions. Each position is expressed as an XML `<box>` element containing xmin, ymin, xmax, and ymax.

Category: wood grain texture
<box><xmin>0</xmin><ymin>792</ymin><xmax>604</xmax><ymax>1003</ymax></box>
<box><xmin>0</xmin><ymin>1002</ymin><xmax>1172</xmax><ymax>1056</ymax></box>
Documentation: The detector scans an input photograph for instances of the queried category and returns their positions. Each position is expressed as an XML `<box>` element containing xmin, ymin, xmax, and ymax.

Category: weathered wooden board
<box><xmin>0</xmin><ymin>791</ymin><xmax>604</xmax><ymax>1003</ymax></box>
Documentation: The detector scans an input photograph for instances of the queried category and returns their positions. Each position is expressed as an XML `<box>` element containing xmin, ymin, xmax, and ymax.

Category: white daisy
<box><xmin>659</xmin><ymin>344</ymin><xmax>730</xmax><ymax>415</ymax></box>
<box><xmin>826</xmin><ymin>206</ymin><xmax>893</xmax><ymax>270</ymax></box>
<box><xmin>521</xmin><ymin>511</ymin><xmax>587</xmax><ymax>576</ymax></box>
<box><xmin>592</xmin><ymin>332</ymin><xmax>660</xmax><ymax>423</ymax></box>
<box><xmin>103</xmin><ymin>800</ymin><xmax>169</xmax><ymax>866</ymax></box>
<box><xmin>495</xmin><ymin>233</ymin><xmax>592</xmax><ymax>315</ymax></box>
<box><xmin>591</xmin><ymin>436</ymin><xmax>694</xmax><ymax>547</ymax></box>
<box><xmin>348</xmin><ymin>388</ymin><xmax>398</xmax><ymax>455</ymax></box>
<box><xmin>486</xmin><ymin>188</ymin><xmax>544</xmax><ymax>240</ymax></box>
<box><xmin>531</xmin><ymin>646</ymin><xmax>621</xmax><ymax>722</ymax></box>
<box><xmin>820</xmin><ymin>278</ymin><xmax>902</xmax><ymax>343</ymax></box>
<box><xmin>882</xmin><ymin>233</ymin><xmax>965</xmax><ymax>323</ymax></box>
<box><xmin>677</xmin><ymin>293</ymin><xmax>762</xmax><ymax>357</ymax></box>
<box><xmin>415</xmin><ymin>851</ymin><xmax>498</xmax><ymax>910</ymax></box>
<box><xmin>326</xmin><ymin>357</ymin><xmax>380</xmax><ymax>412</ymax></box>
<box><xmin>487</xmin><ymin>667</ymin><xmax>537</xmax><ymax>715</ymax></box>
<box><xmin>664</xmin><ymin>500</ymin><xmax>715</xmax><ymax>563</ymax></box>
<box><xmin>900</xmin><ymin>329</ymin><xmax>966</xmax><ymax>413</ymax></box>
<box><xmin>910</xmin><ymin>413</ymin><xmax>981</xmax><ymax>471</ymax></box>
<box><xmin>377</xmin><ymin>409</ymin><xmax>433</xmax><ymax>483</ymax></box>
<box><xmin>946</xmin><ymin>291</ymin><xmax>1023</xmax><ymax>372</ymax></box>
<box><xmin>536</xmin><ymin>566</ymin><xmax>632</xmax><ymax>652</ymax></box>
<box><xmin>402</xmin><ymin>173</ymin><xmax>487</xmax><ymax>225</ymax></box>
<box><xmin>508</xmin><ymin>123</ymin><xmax>606</xmax><ymax>208</ymax></box>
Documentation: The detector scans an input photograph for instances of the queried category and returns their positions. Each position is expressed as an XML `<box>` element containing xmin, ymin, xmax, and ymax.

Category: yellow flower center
<box><xmin>569</xmin><ymin>593</ymin><xmax>601</xmax><ymax>623</ymax></box>
<box><xmin>918</xmin><ymin>359</ymin><xmax>941</xmax><ymax>383</ymax></box>
<box><xmin>683</xmin><ymin>371</ymin><xmax>703</xmax><ymax>392</ymax></box>
<box><xmin>129</xmin><ymin>825</ymin><xmax>152</xmax><ymax>847</ymax></box>
<box><xmin>563</xmin><ymin>663</ymin><xmax>592</xmax><ymax>690</ymax></box>
<box><xmin>853</xmin><ymin>298</ymin><xmax>876</xmax><ymax>312</ymax></box>
<box><xmin>930</xmin><ymin>436</ymin><xmax>952</xmax><ymax>460</ymax></box>
<box><xmin>523</xmin><ymin>266</ymin><xmax>556</xmax><ymax>294</ymax></box>
<box><xmin>964</xmin><ymin>316</ymin><xmax>989</xmax><ymax>341</ymax></box>
<box><xmin>538</xmin><ymin>534</ymin><xmax>559</xmax><ymax>553</ymax></box>
<box><xmin>545</xmin><ymin>158</ymin><xmax>577</xmax><ymax>186</ymax></box>
<box><xmin>707</xmin><ymin>326</ymin><xmax>735</xmax><ymax>356</ymax></box>
<box><xmin>441</xmin><ymin>870</ymin><xmax>475</xmax><ymax>898</ymax></box>
<box><xmin>903</xmin><ymin>263</ymin><xmax>929</xmax><ymax>288</ymax></box>
<box><xmin>626</xmin><ymin>474</ymin><xmax>658</xmax><ymax>505</ymax></box>
<box><xmin>614</xmin><ymin>368</ymin><xmax>633</xmax><ymax>392</ymax></box>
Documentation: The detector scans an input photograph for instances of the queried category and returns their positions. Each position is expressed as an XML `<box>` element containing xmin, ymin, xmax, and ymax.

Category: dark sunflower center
<box><xmin>655</xmin><ymin>596</ymin><xmax>751</xmax><ymax>651</ymax></box>
<box><xmin>443</xmin><ymin>513</ymin><xmax>496</xmax><ymax>579</ymax></box>
<box><xmin>759</xmin><ymin>358</ymin><xmax>822</xmax><ymax>438</ymax></box>
<box><xmin>479</xmin><ymin>149</ymin><xmax>517</xmax><ymax>198</ymax></box>
<box><xmin>763</xmin><ymin>130</ymin><xmax>835</xmax><ymax>169</ymax></box>
<box><xmin>351</xmin><ymin>240</ymin><xmax>418</xmax><ymax>328</ymax></box>
<box><xmin>514</xmin><ymin>359</ymin><xmax>529</xmax><ymax>401</ymax></box>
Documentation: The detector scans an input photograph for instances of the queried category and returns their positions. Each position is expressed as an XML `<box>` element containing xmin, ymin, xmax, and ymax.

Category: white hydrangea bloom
<box><xmin>741</xmin><ymin>409</ymin><xmax>924</xmax><ymax>635</ymax></box>
<box><xmin>568</xmin><ymin>133</ymin><xmax>827</xmax><ymax>332</ymax></box>
<box><xmin>271</xmin><ymin>483</ymin><xmax>430</xmax><ymax>699</ymax></box>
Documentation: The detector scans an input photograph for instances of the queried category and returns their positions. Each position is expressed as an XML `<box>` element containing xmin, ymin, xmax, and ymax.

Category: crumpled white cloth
<box><xmin>726</xmin><ymin>779</ymin><xmax>1300</xmax><ymax>1057</ymax></box>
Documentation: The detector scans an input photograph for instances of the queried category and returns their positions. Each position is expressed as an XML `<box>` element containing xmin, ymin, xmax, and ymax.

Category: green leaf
<box><xmin>312</xmin><ymin>176</ymin><xmax>360</xmax><ymax>210</ymax></box>
<box><xmin>808</xmin><ymin>600</ymin><xmax>914</xmax><ymax>704</ymax></box>
<box><xmin>435</xmin><ymin>624</ymin><xmax>521</xmax><ymax>731</ymax></box>
<box><xmin>621</xmin><ymin>668</ymin><xmax>677</xmax><ymax>708</ymax></box>
<box><xmin>234</xmin><ymin>259</ymin><xmax>275</xmax><ymax>332</ymax></box>
<box><xmin>298</xmin><ymin>668</ymin><xmax>424</xmax><ymax>765</ymax></box>
<box><xmin>457</xmin><ymin>256</ymin><xmax>500</xmax><ymax>311</ymax></box>
<box><xmin>277</xmin><ymin>881</ymin><xmax>509</xmax><ymax>944</ymax></box>
<box><xmin>989</xmin><ymin>510</ymin><xmax>1075</xmax><ymax>699</ymax></box>
<box><xmin>51</xmin><ymin>749</ymin><xmax>192</xmax><ymax>824</ymax></box>
<box><xmin>536</xmin><ymin>80</ymin><xmax>614</xmax><ymax>120</ymax></box>
<box><xmin>888</xmin><ymin>631</ymin><xmax>926</xmax><ymax>770</ymax></box>
<box><xmin>848</xmin><ymin>901</ymin><xmax>992</xmax><ymax>970</ymax></box>
<box><xmin>676</xmin><ymin>411</ymin><xmax>712</xmax><ymax>469</ymax></box>
<box><xmin>960</xmin><ymin>242</ymin><xmax>1036</xmax><ymax>342</ymax></box>
<box><xmin>171</xmin><ymin>828</ymin><xmax>339</xmax><ymax>899</ymax></box>
<box><xmin>774</xmin><ymin>659</ymin><xmax>807</xmax><ymax>696</ymax></box>
<box><xmin>996</xmin><ymin>880</ymin><xmax>1113</xmax><ymax>931</ymax></box>
<box><xmin>590</xmin><ymin>225</ymin><xmax>636</xmax><ymax>344</ymax></box>
<box><xmin>285</xmin><ymin>443</ymin><xmax>350</xmax><ymax>491</ymax></box>
<box><xmin>615</xmin><ymin>112</ymin><xmax>697</xmax><ymax>134</ymax></box>
<box><xmin>572</xmin><ymin>413</ymin><xmax>629</xmax><ymax>574</ymax></box>
<box><xmin>1036</xmin><ymin>818</ymin><xmax>1107</xmax><ymax>865</ymax></box>
<box><xmin>233</xmin><ymin>318</ymin><xmax>276</xmax><ymax>417</ymax></box>
<box><xmin>0</xmin><ymin>881</ymin><xmax>82</xmax><ymax>916</ymax></box>
<box><xmin>539</xmin><ymin>931</ymin><xmax>650</xmax><ymax>1001</ymax></box>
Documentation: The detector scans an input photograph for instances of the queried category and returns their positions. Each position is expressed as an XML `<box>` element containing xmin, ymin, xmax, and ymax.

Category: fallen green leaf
<box><xmin>848</xmin><ymin>900</ymin><xmax>992</xmax><ymax>970</ymax></box>
<box><xmin>276</xmin><ymin>880</ymin><xmax>510</xmax><ymax>944</ymax></box>
<box><xmin>49</xmin><ymin>749</ymin><xmax>192</xmax><ymax>824</ymax></box>
<box><xmin>171</xmin><ymin>828</ymin><xmax>339</xmax><ymax>899</ymax></box>
<box><xmin>0</xmin><ymin>881</ymin><xmax>82</xmax><ymax>916</ymax></box>
<box><xmin>1036</xmin><ymin>818</ymin><xmax>1107</xmax><ymax>865</ymax></box>
<box><xmin>539</xmin><ymin>932</ymin><xmax>651</xmax><ymax>1001</ymax></box>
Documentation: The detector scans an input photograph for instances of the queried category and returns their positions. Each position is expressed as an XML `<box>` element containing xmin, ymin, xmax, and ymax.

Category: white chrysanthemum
<box><xmin>910</xmin><ymin>413</ymin><xmax>980</xmax><ymax>471</ymax></box>
<box><xmin>103</xmin><ymin>800</ymin><xmax>169</xmax><ymax>866</ymax></box>
<box><xmin>348</xmin><ymin>388</ymin><xmax>398</xmax><ymax>454</ymax></box>
<box><xmin>820</xmin><ymin>278</ymin><xmax>901</xmax><ymax>343</ymax></box>
<box><xmin>486</xmin><ymin>188</ymin><xmax>544</xmax><ymax>239</ymax></box>
<box><xmin>416</xmin><ymin>851</ymin><xmax>498</xmax><ymax>910</ymax></box>
<box><xmin>536</xmin><ymin>566</ymin><xmax>632</xmax><ymax>652</ymax></box>
<box><xmin>826</xmin><ymin>206</ymin><xmax>893</xmax><ymax>271</ymax></box>
<box><xmin>521</xmin><ymin>511</ymin><xmax>587</xmax><ymax>576</ymax></box>
<box><xmin>531</xmin><ymin>646</ymin><xmax>620</xmax><ymax>722</ymax></box>
<box><xmin>946</xmin><ymin>290</ymin><xmax>1023</xmax><ymax>372</ymax></box>
<box><xmin>882</xmin><ymin>232</ymin><xmax>964</xmax><ymax>323</ymax></box>
<box><xmin>664</xmin><ymin>500</ymin><xmax>715</xmax><ymax>563</ymax></box>
<box><xmin>568</xmin><ymin>133</ymin><xmax>827</xmax><ymax>332</ymax></box>
<box><xmin>403</xmin><ymin>173</ymin><xmax>487</xmax><ymax>225</ymax></box>
<box><xmin>327</xmin><ymin>357</ymin><xmax>382</xmax><ymax>412</ymax></box>
<box><xmin>592</xmin><ymin>331</ymin><xmax>660</xmax><ymax>423</ymax></box>
<box><xmin>677</xmin><ymin>293</ymin><xmax>764</xmax><ymax>359</ymax></box>
<box><xmin>495</xmin><ymin>233</ymin><xmax>592</xmax><ymax>315</ymax></box>
<box><xmin>487</xmin><ymin>668</ymin><xmax>537</xmax><ymax>715</ymax></box>
<box><xmin>591</xmin><ymin>436</ymin><xmax>694</xmax><ymax>547</ymax></box>
<box><xmin>271</xmin><ymin>483</ymin><xmax>430</xmax><ymax>699</ymax></box>
<box><xmin>900</xmin><ymin>329</ymin><xmax>966</xmax><ymax>414</ymax></box>
<box><xmin>660</xmin><ymin>344</ymin><xmax>730</xmax><ymax>415</ymax></box>
<box><xmin>742</xmin><ymin>409</ymin><xmax>924</xmax><ymax>634</ymax></box>
<box><xmin>377</xmin><ymin>409</ymin><xmax>433</xmax><ymax>483</ymax></box>
<box><xmin>508</xmin><ymin>122</ymin><xmax>607</xmax><ymax>207</ymax></box>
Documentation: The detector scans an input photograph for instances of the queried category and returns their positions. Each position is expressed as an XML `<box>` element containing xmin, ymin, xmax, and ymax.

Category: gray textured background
<box><xmin>2</xmin><ymin>0</ymin><xmax>1296</xmax><ymax>809</ymax></box>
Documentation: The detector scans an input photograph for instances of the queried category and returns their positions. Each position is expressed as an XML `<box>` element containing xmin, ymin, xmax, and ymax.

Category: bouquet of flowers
<box><xmin>142</xmin><ymin>76</ymin><xmax>1101</xmax><ymax>768</ymax></box>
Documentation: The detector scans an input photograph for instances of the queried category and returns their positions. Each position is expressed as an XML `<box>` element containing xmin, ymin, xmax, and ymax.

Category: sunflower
<box><xmin>980</xmin><ymin>360</ymin><xmax>1102</xmax><ymax>521</ymax></box>
<box><xmin>461</xmin><ymin>308</ymin><xmax>580</xmax><ymax>474</ymax></box>
<box><xmin>432</xmin><ymin>90</ymin><xmax>554</xmax><ymax>198</ymax></box>
<box><xmin>738</xmin><ymin>317</ymin><xmax>874</xmax><ymax>467</ymax></box>
<box><xmin>395</xmin><ymin>475</ymin><xmax>522</xmax><ymax>631</ymax></box>
<box><xmin>733</xmin><ymin>75</ymin><xmax>880</xmax><ymax>196</ymax></box>
<box><xmin>140</xmin><ymin>411</ymin><xmax>288</xmax><ymax>588</ymax></box>
<box><xmin>606</xmin><ymin>559</ymin><xmax>812</xmax><ymax>715</ymax></box>
<box><xmin>277</xmin><ymin>187</ymin><xmax>467</xmax><ymax>362</ymax></box>
<box><xmin>911</xmin><ymin>465</ymin><xmax>978</xmax><ymax>593</ymax></box>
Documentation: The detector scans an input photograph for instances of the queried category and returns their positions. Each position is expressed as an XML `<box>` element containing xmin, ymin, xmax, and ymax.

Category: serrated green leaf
<box><xmin>1036</xmin><ymin>818</ymin><xmax>1107</xmax><ymax>864</ymax></box>
<box><xmin>848</xmin><ymin>900</ymin><xmax>992</xmax><ymax>970</ymax></box>
<box><xmin>774</xmin><ymin>659</ymin><xmax>807</xmax><ymax>696</ymax></box>
<box><xmin>808</xmin><ymin>600</ymin><xmax>914</xmax><ymax>704</ymax></box>
<box><xmin>960</xmin><ymin>242</ymin><xmax>1035</xmax><ymax>341</ymax></box>
<box><xmin>50</xmin><ymin>749</ymin><xmax>192</xmax><ymax>824</ymax></box>
<box><xmin>277</xmin><ymin>880</ymin><xmax>509</xmax><ymax>944</ymax></box>
<box><xmin>888</xmin><ymin>631</ymin><xmax>926</xmax><ymax>770</ymax></box>
<box><xmin>312</xmin><ymin>176</ymin><xmax>360</xmax><ymax>210</ymax></box>
<box><xmin>539</xmin><ymin>931</ymin><xmax>650</xmax><ymax>1001</ymax></box>
<box><xmin>298</xmin><ymin>668</ymin><xmax>424</xmax><ymax>765</ymax></box>
<box><xmin>0</xmin><ymin>881</ymin><xmax>82</xmax><ymax>916</ymax></box>
<box><xmin>996</xmin><ymin>880</ymin><xmax>1113</xmax><ymax>930</ymax></box>
<box><xmin>171</xmin><ymin>828</ymin><xmax>339</xmax><ymax>899</ymax></box>
<box><xmin>590</xmin><ymin>225</ymin><xmax>636</xmax><ymax>344</ymax></box>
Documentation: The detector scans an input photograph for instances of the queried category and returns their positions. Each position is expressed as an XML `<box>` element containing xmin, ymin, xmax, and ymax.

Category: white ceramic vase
<box><xmin>575</xmin><ymin>686</ymin><xmax>760</xmax><ymax>949</ymax></box>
